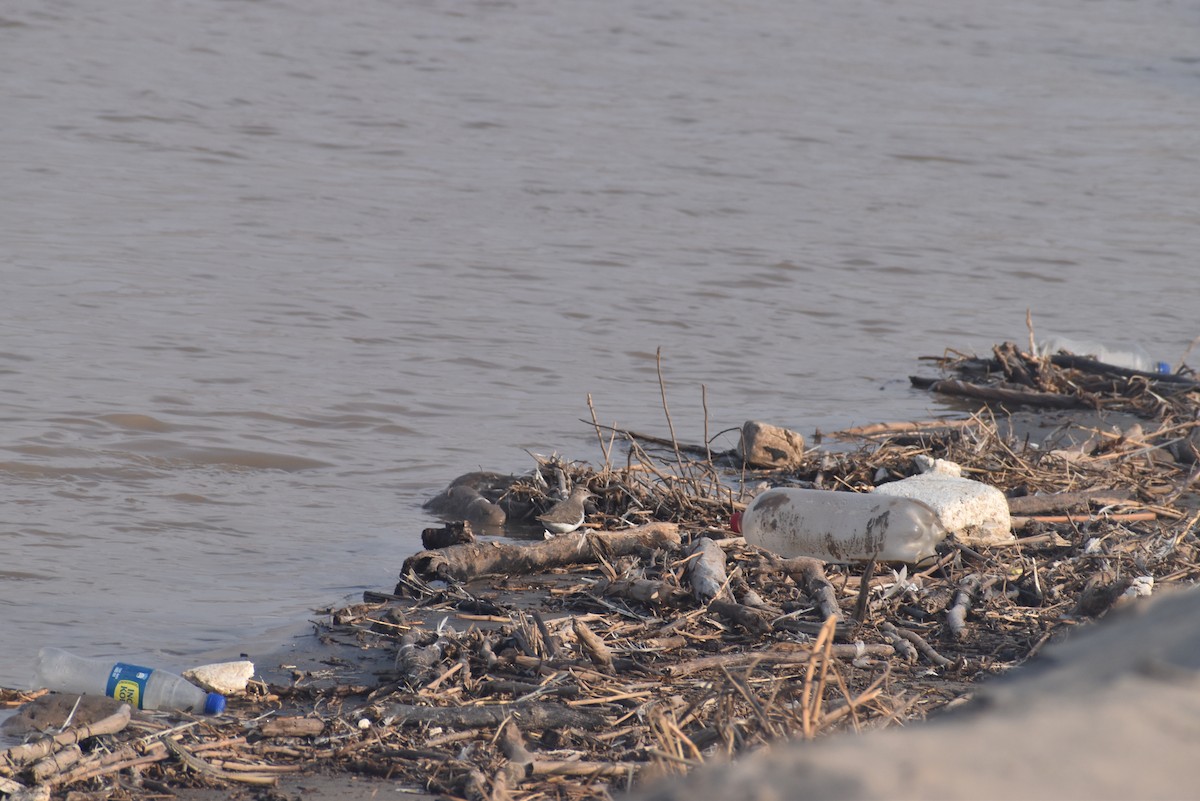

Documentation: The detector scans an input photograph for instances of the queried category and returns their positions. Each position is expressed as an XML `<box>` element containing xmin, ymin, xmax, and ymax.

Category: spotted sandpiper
<box><xmin>536</xmin><ymin>486</ymin><xmax>593</xmax><ymax>538</ymax></box>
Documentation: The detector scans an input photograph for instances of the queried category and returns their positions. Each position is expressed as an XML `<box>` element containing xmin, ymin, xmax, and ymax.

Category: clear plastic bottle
<box><xmin>1037</xmin><ymin>337</ymin><xmax>1170</xmax><ymax>374</ymax></box>
<box><xmin>730</xmin><ymin>487</ymin><xmax>947</xmax><ymax>563</ymax></box>
<box><xmin>34</xmin><ymin>647</ymin><xmax>226</xmax><ymax>715</ymax></box>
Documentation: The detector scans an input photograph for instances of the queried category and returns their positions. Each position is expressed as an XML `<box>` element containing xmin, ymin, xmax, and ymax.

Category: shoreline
<box><xmin>4</xmin><ymin>344</ymin><xmax>1198</xmax><ymax>800</ymax></box>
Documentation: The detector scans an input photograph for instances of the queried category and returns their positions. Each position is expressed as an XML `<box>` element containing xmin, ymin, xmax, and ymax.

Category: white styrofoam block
<box><xmin>183</xmin><ymin>660</ymin><xmax>256</xmax><ymax>695</ymax></box>
<box><xmin>872</xmin><ymin>461</ymin><xmax>1013</xmax><ymax>546</ymax></box>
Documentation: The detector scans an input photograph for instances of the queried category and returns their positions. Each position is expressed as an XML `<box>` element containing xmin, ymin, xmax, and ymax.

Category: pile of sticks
<box><xmin>3</xmin><ymin>341</ymin><xmax>1198</xmax><ymax>801</ymax></box>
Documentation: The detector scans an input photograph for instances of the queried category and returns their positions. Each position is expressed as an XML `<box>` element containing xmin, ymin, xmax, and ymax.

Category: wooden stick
<box><xmin>830</xmin><ymin>418</ymin><xmax>978</xmax><ymax>439</ymax></box>
<box><xmin>572</xmin><ymin>619</ymin><xmax>615</xmax><ymax>673</ymax></box>
<box><xmin>914</xmin><ymin>377</ymin><xmax>1084</xmax><ymax>409</ymax></box>
<box><xmin>656</xmin><ymin>346</ymin><xmax>687</xmax><ymax>477</ymax></box>
<box><xmin>801</xmin><ymin>616</ymin><xmax>838</xmax><ymax>739</ymax></box>
<box><xmin>259</xmin><ymin>717</ymin><xmax>325</xmax><ymax>738</ymax></box>
<box><xmin>1011</xmin><ymin>511</ymin><xmax>1156</xmax><ymax>525</ymax></box>
<box><xmin>880</xmin><ymin>622</ymin><xmax>954</xmax><ymax>668</ymax></box>
<box><xmin>162</xmin><ymin>737</ymin><xmax>279</xmax><ymax>786</ymax></box>
<box><xmin>878</xmin><ymin>623</ymin><xmax>918</xmax><ymax>662</ymax></box>
<box><xmin>947</xmin><ymin>575</ymin><xmax>983</xmax><ymax>639</ymax></box>
<box><xmin>586</xmin><ymin>393</ymin><xmax>614</xmax><ymax>472</ymax></box>
<box><xmin>597</xmin><ymin>576</ymin><xmax>681</xmax><ymax>605</ymax></box>
<box><xmin>396</xmin><ymin>630</ymin><xmax>447</xmax><ymax>689</ymax></box>
<box><xmin>853</xmin><ymin>560</ymin><xmax>877</xmax><ymax>623</ymax></box>
<box><xmin>1006</xmin><ymin>488</ymin><xmax>1135</xmax><ymax>515</ymax></box>
<box><xmin>529</xmin><ymin>759</ymin><xmax>638</xmax><ymax>777</ymax></box>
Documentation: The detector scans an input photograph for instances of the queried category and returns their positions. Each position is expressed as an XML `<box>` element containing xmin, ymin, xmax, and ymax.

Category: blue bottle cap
<box><xmin>204</xmin><ymin>693</ymin><xmax>226</xmax><ymax>715</ymax></box>
<box><xmin>1156</xmin><ymin>361</ymin><xmax>1171</xmax><ymax>375</ymax></box>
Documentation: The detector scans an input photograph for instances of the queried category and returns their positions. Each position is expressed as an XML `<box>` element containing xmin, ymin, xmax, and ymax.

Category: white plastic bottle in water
<box><xmin>730</xmin><ymin>487</ymin><xmax>947</xmax><ymax>563</ymax></box>
<box><xmin>34</xmin><ymin>647</ymin><xmax>226</xmax><ymax>715</ymax></box>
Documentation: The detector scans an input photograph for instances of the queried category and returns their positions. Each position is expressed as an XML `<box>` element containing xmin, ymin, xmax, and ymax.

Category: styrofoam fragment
<box><xmin>873</xmin><ymin>460</ymin><xmax>1013</xmax><ymax>547</ymax></box>
<box><xmin>1123</xmin><ymin>576</ymin><xmax>1154</xmax><ymax>599</ymax></box>
<box><xmin>183</xmin><ymin>660</ymin><xmax>256</xmax><ymax>695</ymax></box>
<box><xmin>914</xmin><ymin>456</ymin><xmax>963</xmax><ymax>478</ymax></box>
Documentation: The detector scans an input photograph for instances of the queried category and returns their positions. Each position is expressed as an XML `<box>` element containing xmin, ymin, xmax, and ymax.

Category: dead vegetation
<box><xmin>3</xmin><ymin>341</ymin><xmax>1199</xmax><ymax>801</ymax></box>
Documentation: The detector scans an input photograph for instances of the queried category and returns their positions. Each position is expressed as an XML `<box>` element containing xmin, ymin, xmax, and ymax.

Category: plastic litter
<box><xmin>34</xmin><ymin>647</ymin><xmax>225</xmax><ymax>715</ymax></box>
<box><xmin>1037</xmin><ymin>337</ymin><xmax>1169</xmax><ymax>374</ymax></box>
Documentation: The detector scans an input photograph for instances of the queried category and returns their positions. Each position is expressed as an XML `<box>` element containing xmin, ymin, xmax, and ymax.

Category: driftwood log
<box><xmin>400</xmin><ymin>522</ymin><xmax>680</xmax><ymax>583</ymax></box>
<box><xmin>911</xmin><ymin>377</ymin><xmax>1086</xmax><ymax>409</ymax></box>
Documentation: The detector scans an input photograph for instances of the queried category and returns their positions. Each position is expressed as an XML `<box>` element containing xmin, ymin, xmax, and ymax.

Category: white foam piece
<box><xmin>873</xmin><ymin>460</ymin><xmax>1013</xmax><ymax>547</ymax></box>
<box><xmin>183</xmin><ymin>660</ymin><xmax>256</xmax><ymax>695</ymax></box>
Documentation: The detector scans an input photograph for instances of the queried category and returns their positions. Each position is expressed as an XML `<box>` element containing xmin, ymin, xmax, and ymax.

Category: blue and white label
<box><xmin>105</xmin><ymin>662</ymin><xmax>153</xmax><ymax>709</ymax></box>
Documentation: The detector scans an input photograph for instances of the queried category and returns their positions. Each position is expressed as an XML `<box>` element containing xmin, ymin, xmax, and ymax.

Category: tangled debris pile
<box><xmin>3</xmin><ymin>342</ymin><xmax>1199</xmax><ymax>801</ymax></box>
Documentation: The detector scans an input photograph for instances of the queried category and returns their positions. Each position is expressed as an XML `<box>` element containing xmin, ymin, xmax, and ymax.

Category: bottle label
<box><xmin>106</xmin><ymin>662</ymin><xmax>154</xmax><ymax>709</ymax></box>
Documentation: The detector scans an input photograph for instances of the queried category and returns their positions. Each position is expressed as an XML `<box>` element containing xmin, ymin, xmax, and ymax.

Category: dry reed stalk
<box><xmin>587</xmin><ymin>393</ymin><xmax>615</xmax><ymax>473</ymax></box>
<box><xmin>656</xmin><ymin>347</ymin><xmax>687</xmax><ymax>478</ymax></box>
<box><xmin>800</xmin><ymin>615</ymin><xmax>839</xmax><ymax>739</ymax></box>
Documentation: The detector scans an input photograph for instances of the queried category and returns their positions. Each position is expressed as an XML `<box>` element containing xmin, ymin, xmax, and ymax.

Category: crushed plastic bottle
<box><xmin>34</xmin><ymin>647</ymin><xmax>225</xmax><ymax>715</ymax></box>
<box><xmin>731</xmin><ymin>487</ymin><xmax>947</xmax><ymax>563</ymax></box>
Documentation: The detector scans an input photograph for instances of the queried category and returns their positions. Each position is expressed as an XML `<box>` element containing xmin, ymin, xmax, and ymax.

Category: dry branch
<box><xmin>259</xmin><ymin>717</ymin><xmax>325</xmax><ymax>738</ymax></box>
<box><xmin>401</xmin><ymin>522</ymin><xmax>680</xmax><ymax>582</ymax></box>
<box><xmin>880</xmin><ymin>622</ymin><xmax>954</xmax><ymax>668</ymax></box>
<box><xmin>162</xmin><ymin>737</ymin><xmax>279</xmax><ymax>786</ymax></box>
<box><xmin>781</xmin><ymin>557</ymin><xmax>844</xmax><ymax>624</ymax></box>
<box><xmin>573</xmin><ymin>619</ymin><xmax>615</xmax><ymax>672</ymax></box>
<box><xmin>1006</xmin><ymin>488</ymin><xmax>1135</xmax><ymax>515</ymax></box>
<box><xmin>916</xmin><ymin>378</ymin><xmax>1085</xmax><ymax>408</ymax></box>
<box><xmin>947</xmin><ymin>575</ymin><xmax>983</xmax><ymax>639</ymax></box>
